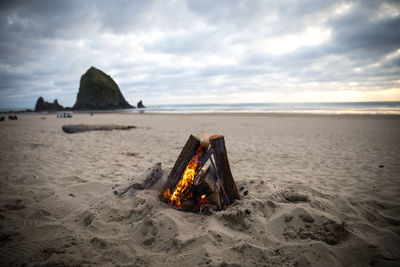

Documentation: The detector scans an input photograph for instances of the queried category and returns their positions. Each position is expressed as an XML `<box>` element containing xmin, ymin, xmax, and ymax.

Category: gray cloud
<box><xmin>0</xmin><ymin>0</ymin><xmax>399</xmax><ymax>108</ymax></box>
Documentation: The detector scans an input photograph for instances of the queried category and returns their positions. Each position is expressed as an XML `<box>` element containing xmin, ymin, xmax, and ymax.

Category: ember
<box><xmin>159</xmin><ymin>134</ymin><xmax>240</xmax><ymax>213</ymax></box>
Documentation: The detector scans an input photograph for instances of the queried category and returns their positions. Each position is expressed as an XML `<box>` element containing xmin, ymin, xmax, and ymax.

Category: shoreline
<box><xmin>5</xmin><ymin>111</ymin><xmax>400</xmax><ymax>119</ymax></box>
<box><xmin>2</xmin><ymin>101</ymin><xmax>400</xmax><ymax>116</ymax></box>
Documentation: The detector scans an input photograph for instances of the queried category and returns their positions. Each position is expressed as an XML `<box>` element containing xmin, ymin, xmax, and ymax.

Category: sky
<box><xmin>0</xmin><ymin>0</ymin><xmax>400</xmax><ymax>109</ymax></box>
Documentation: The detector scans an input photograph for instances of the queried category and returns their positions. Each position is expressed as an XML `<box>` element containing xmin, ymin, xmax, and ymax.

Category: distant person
<box><xmin>8</xmin><ymin>115</ymin><xmax>17</xmax><ymax>120</ymax></box>
<box><xmin>0</xmin><ymin>116</ymin><xmax>5</xmax><ymax>121</ymax></box>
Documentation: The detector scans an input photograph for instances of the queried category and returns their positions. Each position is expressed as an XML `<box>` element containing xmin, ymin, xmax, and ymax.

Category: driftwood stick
<box><xmin>208</xmin><ymin>190</ymin><xmax>222</xmax><ymax>210</ymax></box>
<box><xmin>198</xmin><ymin>143</ymin><xmax>211</xmax><ymax>168</ymax></box>
<box><xmin>209</xmin><ymin>153</ymin><xmax>230</xmax><ymax>205</ymax></box>
<box><xmin>194</xmin><ymin>163</ymin><xmax>210</xmax><ymax>186</ymax></box>
<box><xmin>115</xmin><ymin>162</ymin><xmax>163</xmax><ymax>196</ymax></box>
<box><xmin>193</xmin><ymin>146</ymin><xmax>211</xmax><ymax>184</ymax></box>
<box><xmin>196</xmin><ymin>163</ymin><xmax>220</xmax><ymax>193</ymax></box>
<box><xmin>159</xmin><ymin>135</ymin><xmax>201</xmax><ymax>202</ymax></box>
<box><xmin>209</xmin><ymin>135</ymin><xmax>240</xmax><ymax>203</ymax></box>
<box><xmin>63</xmin><ymin>124</ymin><xmax>136</xmax><ymax>134</ymax></box>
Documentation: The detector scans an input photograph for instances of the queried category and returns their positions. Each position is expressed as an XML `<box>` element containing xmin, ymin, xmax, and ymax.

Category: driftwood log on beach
<box><xmin>62</xmin><ymin>124</ymin><xmax>136</xmax><ymax>134</ymax></box>
<box><xmin>115</xmin><ymin>162</ymin><xmax>163</xmax><ymax>196</ymax></box>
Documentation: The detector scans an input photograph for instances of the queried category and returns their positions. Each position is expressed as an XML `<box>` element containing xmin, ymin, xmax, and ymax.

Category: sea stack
<box><xmin>35</xmin><ymin>97</ymin><xmax>65</xmax><ymax>112</ymax></box>
<box><xmin>73</xmin><ymin>67</ymin><xmax>133</xmax><ymax>110</ymax></box>
<box><xmin>137</xmin><ymin>100</ymin><xmax>145</xmax><ymax>108</ymax></box>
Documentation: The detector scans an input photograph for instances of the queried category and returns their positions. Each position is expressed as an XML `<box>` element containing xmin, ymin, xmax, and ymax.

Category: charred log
<box><xmin>159</xmin><ymin>135</ymin><xmax>201</xmax><ymax>202</ymax></box>
<box><xmin>207</xmin><ymin>190</ymin><xmax>222</xmax><ymax>210</ymax></box>
<box><xmin>209</xmin><ymin>135</ymin><xmax>240</xmax><ymax>203</ymax></box>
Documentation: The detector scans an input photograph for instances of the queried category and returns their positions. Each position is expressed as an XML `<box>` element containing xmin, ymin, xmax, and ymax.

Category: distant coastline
<box><xmin>2</xmin><ymin>102</ymin><xmax>400</xmax><ymax>115</ymax></box>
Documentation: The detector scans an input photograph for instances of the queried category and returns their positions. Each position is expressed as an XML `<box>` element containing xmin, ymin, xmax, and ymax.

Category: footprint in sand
<box><xmin>0</xmin><ymin>236</ymin><xmax>69</xmax><ymax>266</ymax></box>
<box><xmin>3</xmin><ymin>199</ymin><xmax>26</xmax><ymax>211</ymax></box>
<box><xmin>62</xmin><ymin>175</ymin><xmax>89</xmax><ymax>185</ymax></box>
<box><xmin>271</xmin><ymin>207</ymin><xmax>348</xmax><ymax>245</ymax></box>
<box><xmin>23</xmin><ymin>208</ymin><xmax>52</xmax><ymax>227</ymax></box>
<box><xmin>90</xmin><ymin>237</ymin><xmax>108</xmax><ymax>249</ymax></box>
<box><xmin>132</xmin><ymin>213</ymin><xmax>179</xmax><ymax>252</ymax></box>
<box><xmin>216</xmin><ymin>208</ymin><xmax>251</xmax><ymax>231</ymax></box>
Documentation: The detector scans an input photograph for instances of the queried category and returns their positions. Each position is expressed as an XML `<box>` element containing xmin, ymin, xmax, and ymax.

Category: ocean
<box><xmin>3</xmin><ymin>102</ymin><xmax>400</xmax><ymax>114</ymax></box>
<box><xmin>124</xmin><ymin>102</ymin><xmax>400</xmax><ymax>115</ymax></box>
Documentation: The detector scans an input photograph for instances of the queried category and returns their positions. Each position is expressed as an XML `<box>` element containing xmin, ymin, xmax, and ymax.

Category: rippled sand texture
<box><xmin>0</xmin><ymin>113</ymin><xmax>399</xmax><ymax>266</ymax></box>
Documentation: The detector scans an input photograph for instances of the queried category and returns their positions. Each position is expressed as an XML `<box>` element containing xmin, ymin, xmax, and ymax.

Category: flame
<box><xmin>163</xmin><ymin>188</ymin><xmax>171</xmax><ymax>199</ymax></box>
<box><xmin>167</xmin><ymin>146</ymin><xmax>204</xmax><ymax>208</ymax></box>
<box><xmin>197</xmin><ymin>193</ymin><xmax>216</xmax><ymax>210</ymax></box>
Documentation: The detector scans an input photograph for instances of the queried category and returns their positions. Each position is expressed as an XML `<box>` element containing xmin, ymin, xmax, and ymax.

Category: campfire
<box><xmin>159</xmin><ymin>135</ymin><xmax>240</xmax><ymax>213</ymax></box>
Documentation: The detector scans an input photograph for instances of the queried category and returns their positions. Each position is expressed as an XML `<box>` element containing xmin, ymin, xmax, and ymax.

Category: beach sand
<box><xmin>0</xmin><ymin>113</ymin><xmax>399</xmax><ymax>266</ymax></box>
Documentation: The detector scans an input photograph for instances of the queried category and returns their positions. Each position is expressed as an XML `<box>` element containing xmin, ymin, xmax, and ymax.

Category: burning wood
<box><xmin>209</xmin><ymin>135</ymin><xmax>241</xmax><ymax>203</ymax></box>
<box><xmin>159</xmin><ymin>134</ymin><xmax>239</xmax><ymax>213</ymax></box>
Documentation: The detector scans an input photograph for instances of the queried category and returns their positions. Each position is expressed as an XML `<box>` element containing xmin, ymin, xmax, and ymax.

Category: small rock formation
<box><xmin>73</xmin><ymin>66</ymin><xmax>133</xmax><ymax>110</ymax></box>
<box><xmin>137</xmin><ymin>100</ymin><xmax>145</xmax><ymax>108</ymax></box>
<box><xmin>34</xmin><ymin>97</ymin><xmax>65</xmax><ymax>112</ymax></box>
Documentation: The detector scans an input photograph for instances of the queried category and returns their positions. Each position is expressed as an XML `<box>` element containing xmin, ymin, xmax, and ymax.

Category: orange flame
<box><xmin>163</xmin><ymin>188</ymin><xmax>171</xmax><ymax>199</ymax></box>
<box><xmin>167</xmin><ymin>146</ymin><xmax>204</xmax><ymax>208</ymax></box>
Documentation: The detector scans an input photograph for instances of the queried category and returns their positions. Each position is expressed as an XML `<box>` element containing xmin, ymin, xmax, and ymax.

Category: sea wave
<box><xmin>122</xmin><ymin>102</ymin><xmax>400</xmax><ymax>115</ymax></box>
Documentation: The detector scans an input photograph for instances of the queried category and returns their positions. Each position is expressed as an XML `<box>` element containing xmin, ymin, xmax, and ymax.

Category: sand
<box><xmin>0</xmin><ymin>113</ymin><xmax>399</xmax><ymax>266</ymax></box>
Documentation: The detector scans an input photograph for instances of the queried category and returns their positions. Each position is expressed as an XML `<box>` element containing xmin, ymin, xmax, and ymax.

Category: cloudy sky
<box><xmin>0</xmin><ymin>0</ymin><xmax>399</xmax><ymax>108</ymax></box>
